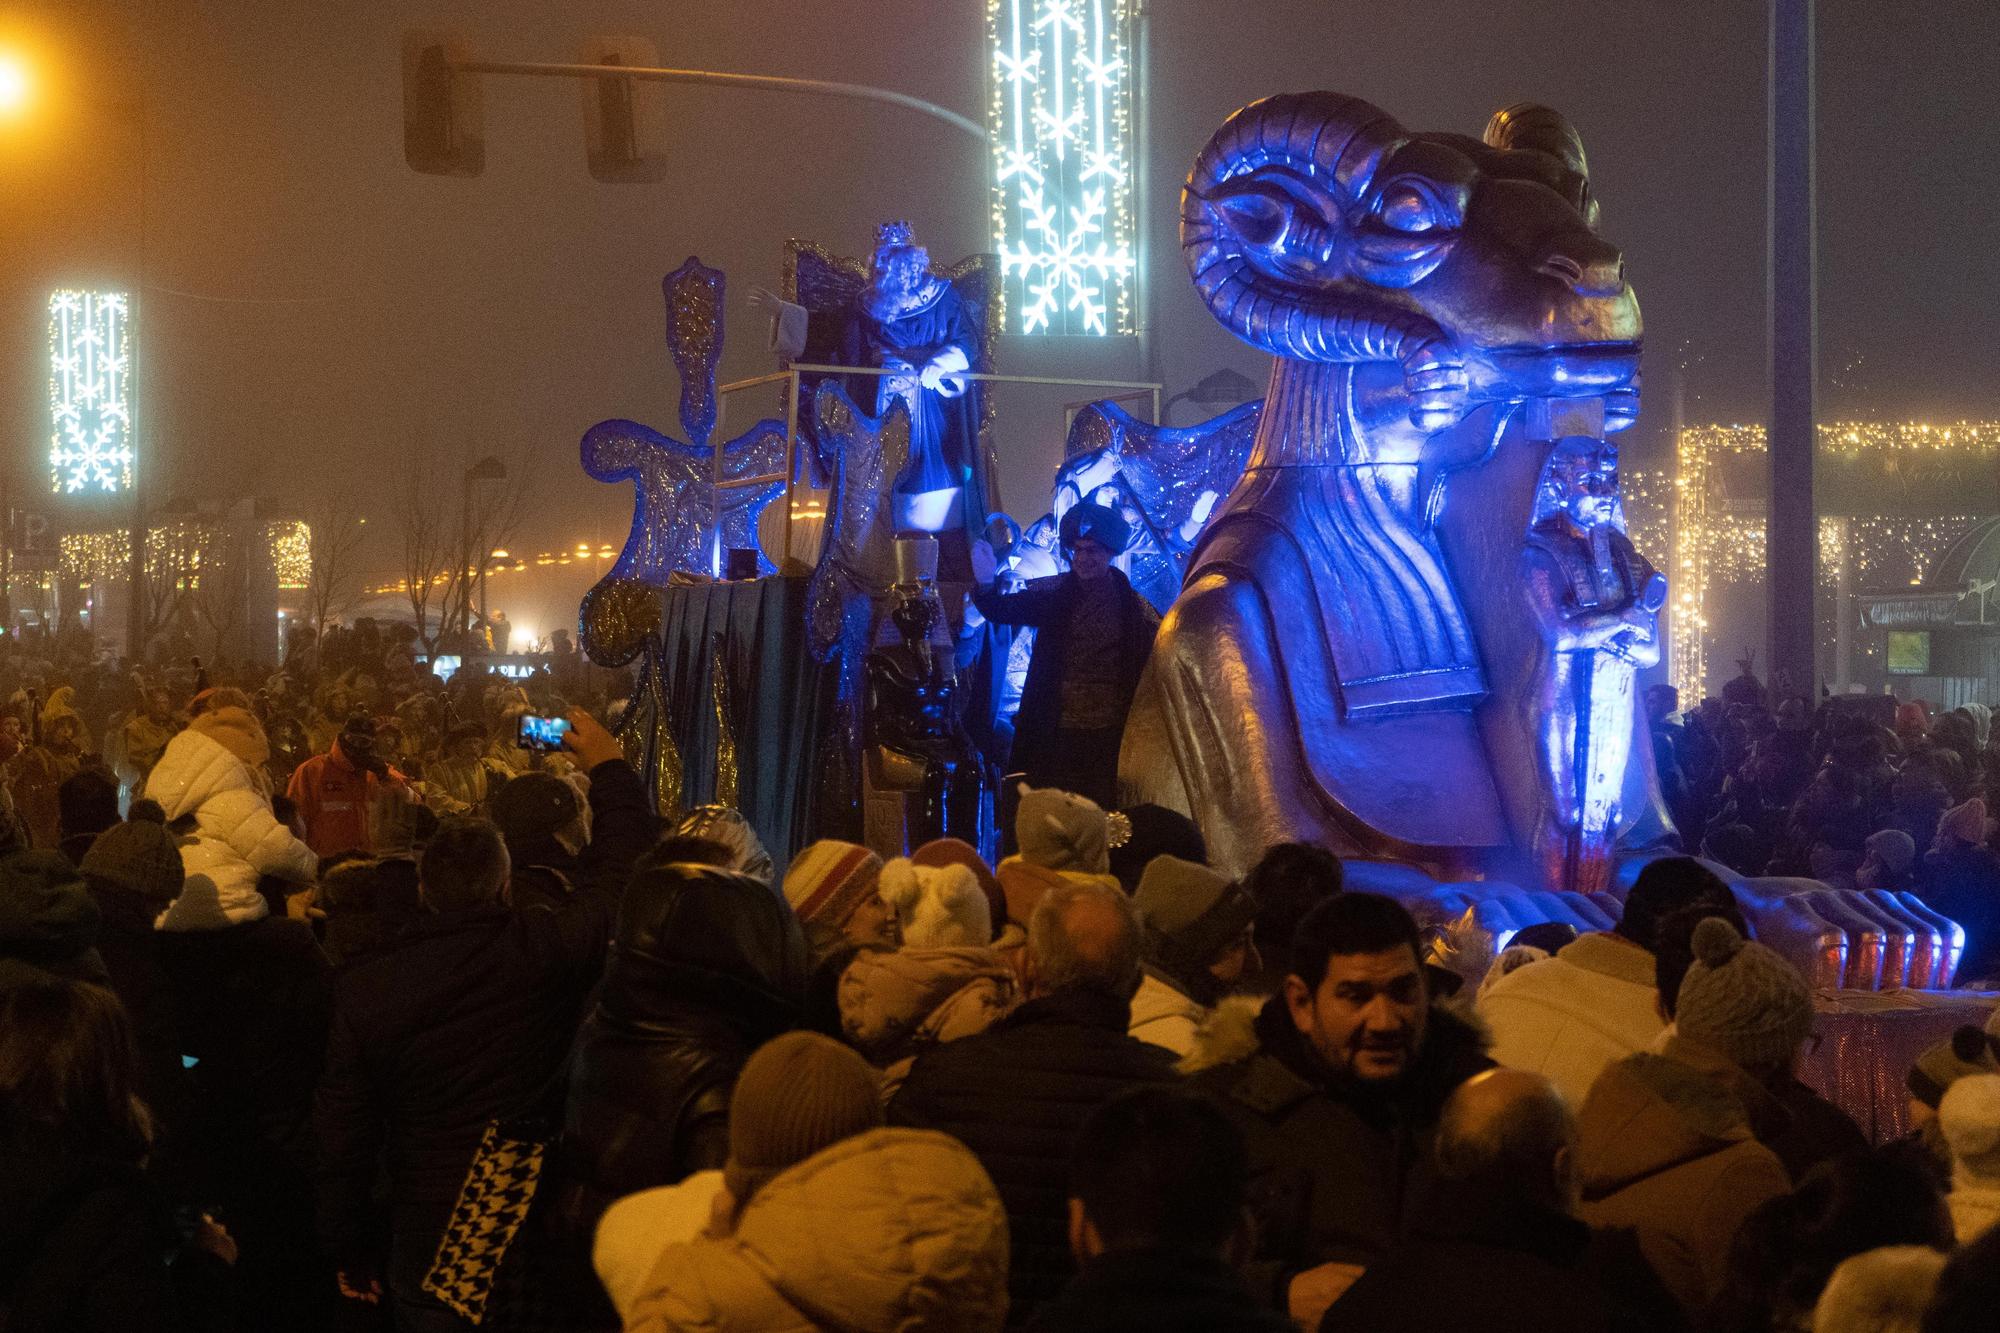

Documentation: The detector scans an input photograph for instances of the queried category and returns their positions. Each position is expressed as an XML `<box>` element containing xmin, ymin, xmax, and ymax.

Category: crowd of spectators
<box><xmin>5</xmin><ymin>623</ymin><xmax>2000</xmax><ymax>1332</ymax></box>
<box><xmin>1650</xmin><ymin>662</ymin><xmax>2000</xmax><ymax>985</ymax></box>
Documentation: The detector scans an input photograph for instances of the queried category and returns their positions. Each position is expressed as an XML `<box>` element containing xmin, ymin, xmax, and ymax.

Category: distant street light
<box><xmin>0</xmin><ymin>50</ymin><xmax>32</xmax><ymax>119</ymax></box>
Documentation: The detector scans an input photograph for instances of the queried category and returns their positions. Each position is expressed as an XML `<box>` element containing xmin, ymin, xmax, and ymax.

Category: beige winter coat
<box><xmin>1575</xmin><ymin>1051</ymin><xmax>1792</xmax><ymax>1313</ymax></box>
<box><xmin>1477</xmin><ymin>932</ymin><xmax>1665</xmax><ymax>1109</ymax></box>
<box><xmin>623</xmin><ymin>1128</ymin><xmax>1010</xmax><ymax>1333</ymax></box>
<box><xmin>838</xmin><ymin>945</ymin><xmax>1020</xmax><ymax>1093</ymax></box>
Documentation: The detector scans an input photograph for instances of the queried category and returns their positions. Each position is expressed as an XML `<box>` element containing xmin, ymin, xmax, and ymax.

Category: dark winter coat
<box><xmin>156</xmin><ymin>914</ymin><xmax>331</xmax><ymax>1159</ymax></box>
<box><xmin>972</xmin><ymin>569</ymin><xmax>1158</xmax><ymax>787</ymax></box>
<box><xmin>313</xmin><ymin>758</ymin><xmax>652</xmax><ymax>1269</ymax></box>
<box><xmin>555</xmin><ymin>862</ymin><xmax>808</xmax><ymax>1232</ymax></box>
<box><xmin>1025</xmin><ymin>1247</ymin><xmax>1293</xmax><ymax>1333</ymax></box>
<box><xmin>1183</xmin><ymin>995</ymin><xmax>1494</xmax><ymax>1305</ymax></box>
<box><xmin>0</xmin><ymin>1119</ymin><xmax>208</xmax><ymax>1333</ymax></box>
<box><xmin>86</xmin><ymin>886</ymin><xmax>195</xmax><ymax>1146</ymax></box>
<box><xmin>888</xmin><ymin>986</ymin><xmax>1179</xmax><ymax>1327</ymax></box>
<box><xmin>1317</xmin><ymin>1183</ymin><xmax>1677</xmax><ymax>1333</ymax></box>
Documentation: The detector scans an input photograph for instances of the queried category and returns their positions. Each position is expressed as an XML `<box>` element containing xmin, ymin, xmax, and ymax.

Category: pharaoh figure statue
<box><xmin>1120</xmin><ymin>92</ymin><xmax>1667</xmax><ymax>883</ymax></box>
<box><xmin>761</xmin><ymin>223</ymin><xmax>991</xmax><ymax>546</ymax></box>
<box><xmin>1522</xmin><ymin>437</ymin><xmax>1666</xmax><ymax>893</ymax></box>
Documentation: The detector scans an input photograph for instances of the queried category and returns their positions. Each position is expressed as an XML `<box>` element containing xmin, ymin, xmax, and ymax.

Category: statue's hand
<box><xmin>746</xmin><ymin>285</ymin><xmax>783</xmax><ymax>312</ymax></box>
<box><xmin>1402</xmin><ymin>342</ymin><xmax>1469</xmax><ymax>433</ymax></box>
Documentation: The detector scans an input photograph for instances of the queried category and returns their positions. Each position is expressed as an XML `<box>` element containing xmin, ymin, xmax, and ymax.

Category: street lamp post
<box><xmin>461</xmin><ymin>455</ymin><xmax>506</xmax><ymax>647</ymax></box>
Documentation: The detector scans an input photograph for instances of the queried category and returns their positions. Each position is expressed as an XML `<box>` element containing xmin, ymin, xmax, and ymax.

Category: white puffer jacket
<box><xmin>145</xmin><ymin>725</ymin><xmax>318</xmax><ymax>930</ymax></box>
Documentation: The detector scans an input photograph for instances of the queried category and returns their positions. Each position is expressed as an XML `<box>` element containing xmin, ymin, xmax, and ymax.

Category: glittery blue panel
<box><xmin>1046</xmin><ymin>397</ymin><xmax>1262</xmax><ymax>613</ymax></box>
<box><xmin>577</xmin><ymin>259</ymin><xmax>789</xmax><ymax>665</ymax></box>
<box><xmin>665</xmin><ymin>257</ymin><xmax>725</xmax><ymax>447</ymax></box>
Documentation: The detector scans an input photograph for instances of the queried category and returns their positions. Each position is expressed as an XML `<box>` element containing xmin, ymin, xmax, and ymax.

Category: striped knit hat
<box><xmin>781</xmin><ymin>840</ymin><xmax>885</xmax><ymax>928</ymax></box>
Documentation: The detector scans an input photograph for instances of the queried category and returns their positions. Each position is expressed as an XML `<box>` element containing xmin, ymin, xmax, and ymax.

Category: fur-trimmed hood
<box><xmin>1178</xmin><ymin>993</ymin><xmax>1265</xmax><ymax>1075</ymax></box>
<box><xmin>1574</xmin><ymin>1051</ymin><xmax>1760</xmax><ymax>1199</ymax></box>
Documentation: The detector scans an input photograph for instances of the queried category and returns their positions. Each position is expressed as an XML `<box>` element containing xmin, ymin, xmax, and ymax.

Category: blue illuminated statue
<box><xmin>1120</xmin><ymin>93</ymin><xmax>1670</xmax><ymax>887</ymax></box>
<box><xmin>1522</xmin><ymin>437</ymin><xmax>1666</xmax><ymax>893</ymax></box>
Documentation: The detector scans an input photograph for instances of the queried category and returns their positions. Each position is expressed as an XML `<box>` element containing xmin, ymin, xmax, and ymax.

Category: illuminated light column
<box><xmin>986</xmin><ymin>0</ymin><xmax>1138</xmax><ymax>335</ymax></box>
<box><xmin>47</xmin><ymin>290</ymin><xmax>135</xmax><ymax>494</ymax></box>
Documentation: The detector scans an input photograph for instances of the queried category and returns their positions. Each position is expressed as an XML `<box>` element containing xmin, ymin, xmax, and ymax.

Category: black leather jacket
<box><xmin>555</xmin><ymin>862</ymin><xmax>808</xmax><ymax>1231</ymax></box>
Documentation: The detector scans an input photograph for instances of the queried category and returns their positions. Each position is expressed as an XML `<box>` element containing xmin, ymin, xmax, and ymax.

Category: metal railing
<box><xmin>709</xmin><ymin>365</ymin><xmax>1163</xmax><ymax>572</ymax></box>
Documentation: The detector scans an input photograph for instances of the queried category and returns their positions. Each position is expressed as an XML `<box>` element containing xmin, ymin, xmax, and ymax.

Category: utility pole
<box><xmin>1768</xmin><ymin>0</ymin><xmax>1818</xmax><ymax>701</ymax></box>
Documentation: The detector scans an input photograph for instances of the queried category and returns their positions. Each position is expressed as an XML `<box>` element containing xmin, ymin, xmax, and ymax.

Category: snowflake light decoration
<box><xmin>48</xmin><ymin>289</ymin><xmax>135</xmax><ymax>495</ymax></box>
<box><xmin>987</xmin><ymin>0</ymin><xmax>1137</xmax><ymax>336</ymax></box>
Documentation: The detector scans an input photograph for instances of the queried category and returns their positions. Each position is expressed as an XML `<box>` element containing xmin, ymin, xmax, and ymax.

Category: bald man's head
<box><xmin>1436</xmin><ymin>1068</ymin><xmax>1579</xmax><ymax>1212</ymax></box>
<box><xmin>1027</xmin><ymin>878</ymin><xmax>1144</xmax><ymax>1001</ymax></box>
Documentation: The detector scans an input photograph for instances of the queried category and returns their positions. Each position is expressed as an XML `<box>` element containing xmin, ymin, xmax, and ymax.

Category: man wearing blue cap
<box><xmin>971</xmin><ymin>501</ymin><xmax>1159</xmax><ymax>808</ymax></box>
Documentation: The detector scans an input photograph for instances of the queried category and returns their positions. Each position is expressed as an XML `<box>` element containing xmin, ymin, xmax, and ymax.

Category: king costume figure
<box><xmin>761</xmin><ymin>222</ymin><xmax>991</xmax><ymax>545</ymax></box>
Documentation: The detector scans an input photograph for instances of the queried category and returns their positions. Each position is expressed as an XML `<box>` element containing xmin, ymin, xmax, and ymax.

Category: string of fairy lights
<box><xmin>1636</xmin><ymin>422</ymin><xmax>2000</xmax><ymax>699</ymax></box>
<box><xmin>59</xmin><ymin>520</ymin><xmax>311</xmax><ymax>591</ymax></box>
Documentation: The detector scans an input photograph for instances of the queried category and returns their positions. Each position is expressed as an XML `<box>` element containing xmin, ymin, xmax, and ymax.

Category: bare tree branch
<box><xmin>396</xmin><ymin>450</ymin><xmax>454</xmax><ymax>658</ymax></box>
<box><xmin>304</xmin><ymin>491</ymin><xmax>368</xmax><ymax>652</ymax></box>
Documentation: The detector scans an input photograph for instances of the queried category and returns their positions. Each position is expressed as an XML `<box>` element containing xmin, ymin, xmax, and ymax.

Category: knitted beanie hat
<box><xmin>1935</xmin><ymin>797</ymin><xmax>1990</xmax><ymax>850</ymax></box>
<box><xmin>724</xmin><ymin>1031</ymin><xmax>883</xmax><ymax>1204</ymax></box>
<box><xmin>192</xmin><ymin>706</ymin><xmax>270</xmax><ymax>769</ymax></box>
<box><xmin>1938</xmin><ymin>1072</ymin><xmax>2000</xmax><ymax>1184</ymax></box>
<box><xmin>1863</xmin><ymin>828</ymin><xmax>1918</xmax><ymax>876</ymax></box>
<box><xmin>782</xmin><ymin>840</ymin><xmax>884</xmax><ymax>928</ymax></box>
<box><xmin>911</xmin><ymin>838</ymin><xmax>1004</xmax><ymax>941</ymax></box>
<box><xmin>1135</xmin><ymin>854</ymin><xmax>1256</xmax><ymax>973</ymax></box>
<box><xmin>1675</xmin><ymin>917</ymin><xmax>1815</xmax><ymax>1072</ymax></box>
<box><xmin>80</xmin><ymin>820</ymin><xmax>187</xmax><ymax>905</ymax></box>
<box><xmin>877</xmin><ymin>857</ymin><xmax>991</xmax><ymax>949</ymax></box>
<box><xmin>0</xmin><ymin>850</ymin><xmax>99</xmax><ymax>969</ymax></box>
<box><xmin>1015</xmin><ymin>784</ymin><xmax>1111</xmax><ymax>875</ymax></box>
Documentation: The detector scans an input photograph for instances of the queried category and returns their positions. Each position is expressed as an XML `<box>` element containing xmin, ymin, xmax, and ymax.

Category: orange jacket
<box><xmin>285</xmin><ymin>743</ymin><xmax>403</xmax><ymax>859</ymax></box>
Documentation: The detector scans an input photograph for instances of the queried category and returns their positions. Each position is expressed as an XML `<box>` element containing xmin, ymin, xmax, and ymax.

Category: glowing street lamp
<box><xmin>0</xmin><ymin>50</ymin><xmax>32</xmax><ymax>119</ymax></box>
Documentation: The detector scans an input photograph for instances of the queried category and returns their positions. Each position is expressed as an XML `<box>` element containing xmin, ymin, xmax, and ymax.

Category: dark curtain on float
<box><xmin>651</xmin><ymin>577</ymin><xmax>835</xmax><ymax>884</ymax></box>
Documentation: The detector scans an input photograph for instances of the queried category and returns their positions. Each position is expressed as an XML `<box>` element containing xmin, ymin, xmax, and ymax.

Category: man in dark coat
<box><xmin>1028</xmin><ymin>1086</ymin><xmax>1292</xmax><ymax>1333</ymax></box>
<box><xmin>1319</xmin><ymin>1068</ymin><xmax>1676</xmax><ymax>1333</ymax></box>
<box><xmin>890</xmin><ymin>875</ymin><xmax>1177</xmax><ymax>1328</ymax></box>
<box><xmin>554</xmin><ymin>860</ymin><xmax>808</xmax><ymax>1234</ymax></box>
<box><xmin>315</xmin><ymin>712</ymin><xmax>652</xmax><ymax>1331</ymax></box>
<box><xmin>78</xmin><ymin>818</ymin><xmax>195</xmax><ymax>1147</ymax></box>
<box><xmin>971</xmin><ymin>501</ymin><xmax>1159</xmax><ymax>809</ymax></box>
<box><xmin>1183</xmin><ymin>892</ymin><xmax>1493</xmax><ymax>1328</ymax></box>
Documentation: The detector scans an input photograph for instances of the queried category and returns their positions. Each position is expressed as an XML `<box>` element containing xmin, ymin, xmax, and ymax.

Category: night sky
<box><xmin>4</xmin><ymin>0</ymin><xmax>1997</xmax><ymax>634</ymax></box>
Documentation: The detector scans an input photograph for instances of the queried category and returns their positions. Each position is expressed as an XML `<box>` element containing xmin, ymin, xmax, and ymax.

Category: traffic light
<box><xmin>401</xmin><ymin>30</ymin><xmax>484</xmax><ymax>176</ymax></box>
<box><xmin>578</xmin><ymin>37</ymin><xmax>668</xmax><ymax>183</ymax></box>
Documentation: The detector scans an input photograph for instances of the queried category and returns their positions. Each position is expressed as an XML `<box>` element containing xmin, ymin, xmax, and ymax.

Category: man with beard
<box><xmin>1183</xmin><ymin>892</ymin><xmax>1492</xmax><ymax>1329</ymax></box>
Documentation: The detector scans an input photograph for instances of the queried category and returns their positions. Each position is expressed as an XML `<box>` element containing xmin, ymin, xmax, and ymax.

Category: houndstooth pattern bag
<box><xmin>422</xmin><ymin>1120</ymin><xmax>550</xmax><ymax>1325</ymax></box>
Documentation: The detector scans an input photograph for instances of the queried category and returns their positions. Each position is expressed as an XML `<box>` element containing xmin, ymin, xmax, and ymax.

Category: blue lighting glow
<box><xmin>48</xmin><ymin>289</ymin><xmax>134</xmax><ymax>495</ymax></box>
<box><xmin>986</xmin><ymin>0</ymin><xmax>1138</xmax><ymax>335</ymax></box>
